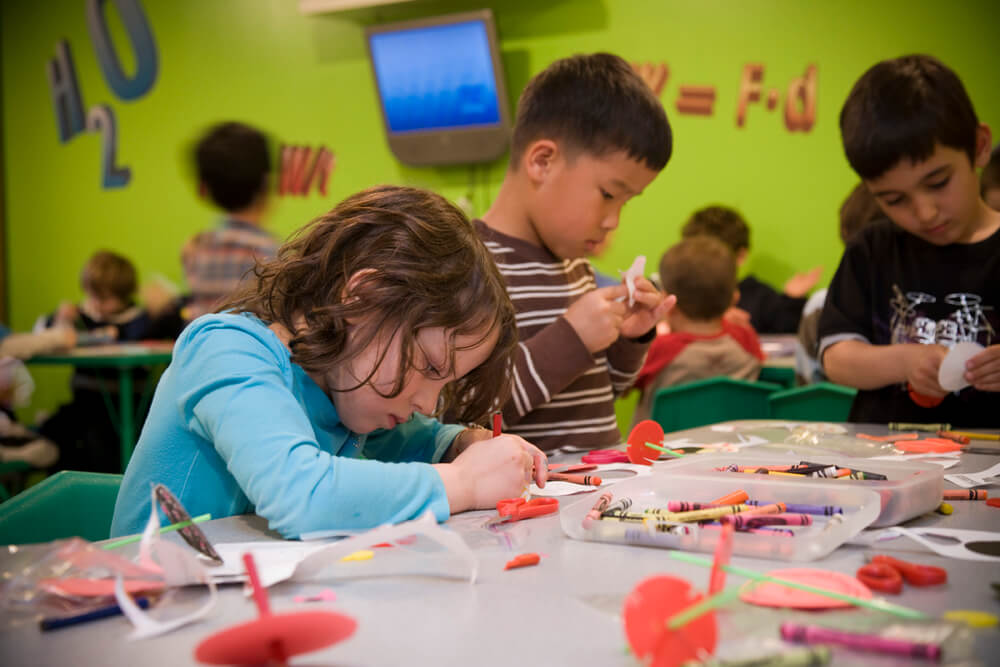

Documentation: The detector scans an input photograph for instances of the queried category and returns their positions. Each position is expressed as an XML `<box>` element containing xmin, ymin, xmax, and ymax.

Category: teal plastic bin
<box><xmin>0</xmin><ymin>471</ymin><xmax>122</xmax><ymax>544</ymax></box>
<box><xmin>650</xmin><ymin>377</ymin><xmax>782</xmax><ymax>433</ymax></box>
<box><xmin>768</xmin><ymin>382</ymin><xmax>857</xmax><ymax>422</ymax></box>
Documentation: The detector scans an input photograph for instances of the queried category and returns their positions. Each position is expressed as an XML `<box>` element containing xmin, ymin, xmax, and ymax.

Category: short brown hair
<box><xmin>223</xmin><ymin>185</ymin><xmax>516</xmax><ymax>424</ymax></box>
<box><xmin>80</xmin><ymin>250</ymin><xmax>137</xmax><ymax>301</ymax></box>
<box><xmin>510</xmin><ymin>53</ymin><xmax>672</xmax><ymax>171</ymax></box>
<box><xmin>839</xmin><ymin>182</ymin><xmax>883</xmax><ymax>244</ymax></box>
<box><xmin>681</xmin><ymin>206</ymin><xmax>750</xmax><ymax>253</ymax></box>
<box><xmin>659</xmin><ymin>236</ymin><xmax>737</xmax><ymax>321</ymax></box>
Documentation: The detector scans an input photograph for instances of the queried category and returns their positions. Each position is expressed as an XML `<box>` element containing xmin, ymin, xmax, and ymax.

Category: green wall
<box><xmin>3</xmin><ymin>0</ymin><xmax>999</xmax><ymax>418</ymax></box>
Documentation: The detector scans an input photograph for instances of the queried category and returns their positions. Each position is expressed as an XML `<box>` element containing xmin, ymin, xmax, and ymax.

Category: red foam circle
<box><xmin>626</xmin><ymin>420</ymin><xmax>665</xmax><ymax>465</ymax></box>
<box><xmin>623</xmin><ymin>576</ymin><xmax>717</xmax><ymax>667</ymax></box>
<box><xmin>195</xmin><ymin>610</ymin><xmax>356</xmax><ymax>664</ymax></box>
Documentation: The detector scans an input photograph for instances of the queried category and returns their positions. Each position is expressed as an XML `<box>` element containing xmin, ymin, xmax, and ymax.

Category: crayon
<box><xmin>666</xmin><ymin>501</ymin><xmax>721</xmax><ymax>512</ymax></box>
<box><xmin>948</xmin><ymin>430</ymin><xmax>1000</xmax><ymax>441</ymax></box>
<box><xmin>942</xmin><ymin>489</ymin><xmax>987</xmax><ymax>500</ymax></box>
<box><xmin>40</xmin><ymin>597</ymin><xmax>151</xmax><ymax>631</ymax></box>
<box><xmin>747</xmin><ymin>500</ymin><xmax>843</xmax><ymax>516</ymax></box>
<box><xmin>601</xmin><ymin>497</ymin><xmax>632</xmax><ymax>517</ymax></box>
<box><xmin>936</xmin><ymin>430</ymin><xmax>970</xmax><ymax>444</ymax></box>
<box><xmin>699</xmin><ymin>523</ymin><xmax>794</xmax><ymax>538</ymax></box>
<box><xmin>780</xmin><ymin>622</ymin><xmax>941</xmax><ymax>661</ymax></box>
<box><xmin>738</xmin><ymin>469</ymin><xmax>804</xmax><ymax>478</ymax></box>
<box><xmin>644</xmin><ymin>504</ymin><xmax>751</xmax><ymax>523</ymax></box>
<box><xmin>837</xmin><ymin>470</ymin><xmax>889</xmax><ymax>481</ymax></box>
<box><xmin>889</xmin><ymin>422</ymin><xmax>950</xmax><ymax>432</ymax></box>
<box><xmin>583</xmin><ymin>491</ymin><xmax>613</xmax><ymax>528</ymax></box>
<box><xmin>743</xmin><ymin>513</ymin><xmax>813</xmax><ymax>528</ymax></box>
<box><xmin>719</xmin><ymin>502</ymin><xmax>786</xmax><ymax>524</ymax></box>
<box><xmin>548</xmin><ymin>472</ymin><xmax>602</xmax><ymax>486</ymax></box>
<box><xmin>492</xmin><ymin>412</ymin><xmax>502</xmax><ymax>437</ymax></box>
<box><xmin>599</xmin><ymin>512</ymin><xmax>647</xmax><ymax>523</ymax></box>
<box><xmin>711</xmin><ymin>490</ymin><xmax>749</xmax><ymax>505</ymax></box>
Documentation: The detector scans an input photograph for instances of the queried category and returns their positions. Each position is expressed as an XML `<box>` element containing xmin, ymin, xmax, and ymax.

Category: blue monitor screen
<box><xmin>369</xmin><ymin>20</ymin><xmax>501</xmax><ymax>133</ymax></box>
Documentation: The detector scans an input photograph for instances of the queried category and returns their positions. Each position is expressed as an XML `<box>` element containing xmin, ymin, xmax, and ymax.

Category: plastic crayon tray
<box><xmin>561</xmin><ymin>473</ymin><xmax>880</xmax><ymax>562</ymax></box>
<box><xmin>654</xmin><ymin>452</ymin><xmax>942</xmax><ymax>527</ymax></box>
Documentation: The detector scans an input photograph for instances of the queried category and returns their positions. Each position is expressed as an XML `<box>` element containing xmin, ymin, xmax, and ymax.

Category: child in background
<box><xmin>795</xmin><ymin>183</ymin><xmax>883</xmax><ymax>383</ymax></box>
<box><xmin>36</xmin><ymin>250</ymin><xmax>156</xmax><ymax>472</ymax></box>
<box><xmin>632</xmin><ymin>236</ymin><xmax>764</xmax><ymax>423</ymax></box>
<box><xmin>682</xmin><ymin>206</ymin><xmax>822</xmax><ymax>334</ymax></box>
<box><xmin>111</xmin><ymin>186</ymin><xmax>547</xmax><ymax>539</ymax></box>
<box><xmin>181</xmin><ymin>121</ymin><xmax>280</xmax><ymax>322</ymax></box>
<box><xmin>819</xmin><ymin>54</ymin><xmax>1000</xmax><ymax>425</ymax></box>
<box><xmin>473</xmin><ymin>53</ymin><xmax>675</xmax><ymax>453</ymax></box>
<box><xmin>982</xmin><ymin>142</ymin><xmax>1000</xmax><ymax>211</ymax></box>
<box><xmin>0</xmin><ymin>325</ymin><xmax>67</xmax><ymax>468</ymax></box>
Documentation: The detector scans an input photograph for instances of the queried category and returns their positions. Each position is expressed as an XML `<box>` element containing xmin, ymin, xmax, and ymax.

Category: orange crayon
<box><xmin>942</xmin><ymin>489</ymin><xmax>987</xmax><ymax>500</ymax></box>
<box><xmin>711</xmin><ymin>490</ymin><xmax>749</xmax><ymax>506</ymax></box>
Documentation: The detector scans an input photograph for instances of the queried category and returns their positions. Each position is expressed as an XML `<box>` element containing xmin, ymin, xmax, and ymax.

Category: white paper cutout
<box><xmin>870</xmin><ymin>453</ymin><xmax>961</xmax><ymax>469</ymax></box>
<box><xmin>886</xmin><ymin>526</ymin><xmax>1000</xmax><ymax>562</ymax></box>
<box><xmin>617</xmin><ymin>255</ymin><xmax>646</xmax><ymax>307</ymax></box>
<box><xmin>114</xmin><ymin>489</ymin><xmax>218</xmax><ymax>639</ymax></box>
<box><xmin>944</xmin><ymin>462</ymin><xmax>1000</xmax><ymax>488</ymax></box>
<box><xmin>938</xmin><ymin>341</ymin><xmax>984</xmax><ymax>392</ymax></box>
<box><xmin>529</xmin><ymin>463</ymin><xmax>652</xmax><ymax>497</ymax></box>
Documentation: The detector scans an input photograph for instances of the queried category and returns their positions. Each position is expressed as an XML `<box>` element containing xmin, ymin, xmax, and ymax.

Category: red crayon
<box><xmin>492</xmin><ymin>412</ymin><xmax>502</xmax><ymax>437</ymax></box>
<box><xmin>504</xmin><ymin>553</ymin><xmax>541</xmax><ymax>570</ymax></box>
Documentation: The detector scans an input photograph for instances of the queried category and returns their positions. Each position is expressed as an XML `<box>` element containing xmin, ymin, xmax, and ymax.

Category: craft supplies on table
<box><xmin>561</xmin><ymin>473</ymin><xmax>879</xmax><ymax>562</ymax></box>
<box><xmin>655</xmin><ymin>452</ymin><xmax>942</xmax><ymax>527</ymax></box>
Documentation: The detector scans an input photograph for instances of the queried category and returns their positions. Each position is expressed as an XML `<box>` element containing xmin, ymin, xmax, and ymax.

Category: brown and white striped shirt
<box><xmin>475</xmin><ymin>220</ymin><xmax>652</xmax><ymax>452</ymax></box>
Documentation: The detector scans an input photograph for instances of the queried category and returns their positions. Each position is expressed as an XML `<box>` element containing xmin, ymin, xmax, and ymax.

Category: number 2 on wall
<box><xmin>86</xmin><ymin>105</ymin><xmax>131</xmax><ymax>189</ymax></box>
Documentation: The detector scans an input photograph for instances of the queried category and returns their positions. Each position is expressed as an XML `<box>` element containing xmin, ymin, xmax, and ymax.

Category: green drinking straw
<box><xmin>102</xmin><ymin>513</ymin><xmax>212</xmax><ymax>550</ymax></box>
<box><xmin>645</xmin><ymin>441</ymin><xmax>685</xmax><ymax>458</ymax></box>
<box><xmin>668</xmin><ymin>551</ymin><xmax>927</xmax><ymax>620</ymax></box>
<box><xmin>666</xmin><ymin>587</ymin><xmax>744</xmax><ymax>629</ymax></box>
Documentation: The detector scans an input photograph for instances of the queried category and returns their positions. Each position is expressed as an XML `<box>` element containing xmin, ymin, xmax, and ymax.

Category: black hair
<box><xmin>840</xmin><ymin>55</ymin><xmax>979</xmax><ymax>180</ymax></box>
<box><xmin>510</xmin><ymin>53</ymin><xmax>672</xmax><ymax>171</ymax></box>
<box><xmin>195</xmin><ymin>121</ymin><xmax>271</xmax><ymax>212</ymax></box>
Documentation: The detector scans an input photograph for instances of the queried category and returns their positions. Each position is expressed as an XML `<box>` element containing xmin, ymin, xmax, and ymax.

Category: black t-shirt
<box><xmin>737</xmin><ymin>275</ymin><xmax>807</xmax><ymax>334</ymax></box>
<box><xmin>818</xmin><ymin>219</ymin><xmax>1000</xmax><ymax>426</ymax></box>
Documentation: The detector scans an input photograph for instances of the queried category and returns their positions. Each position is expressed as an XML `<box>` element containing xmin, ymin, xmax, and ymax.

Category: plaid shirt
<box><xmin>182</xmin><ymin>218</ymin><xmax>278</xmax><ymax>319</ymax></box>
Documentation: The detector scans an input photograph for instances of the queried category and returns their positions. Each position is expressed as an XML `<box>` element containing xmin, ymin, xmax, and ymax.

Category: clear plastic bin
<box><xmin>652</xmin><ymin>452</ymin><xmax>943</xmax><ymax>527</ymax></box>
<box><xmin>562</xmin><ymin>472</ymin><xmax>880</xmax><ymax>562</ymax></box>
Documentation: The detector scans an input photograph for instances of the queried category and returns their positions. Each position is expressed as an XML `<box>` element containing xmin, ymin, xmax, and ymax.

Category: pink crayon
<box><xmin>583</xmin><ymin>491</ymin><xmax>614</xmax><ymax>528</ymax></box>
<box><xmin>781</xmin><ymin>622</ymin><xmax>941</xmax><ymax>661</ymax></box>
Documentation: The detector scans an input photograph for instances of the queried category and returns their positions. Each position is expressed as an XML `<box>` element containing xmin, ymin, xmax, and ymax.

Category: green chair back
<box><xmin>0</xmin><ymin>471</ymin><xmax>122</xmax><ymax>544</ymax></box>
<box><xmin>768</xmin><ymin>382</ymin><xmax>858</xmax><ymax>422</ymax></box>
<box><xmin>650</xmin><ymin>377</ymin><xmax>782</xmax><ymax>433</ymax></box>
<box><xmin>758</xmin><ymin>365</ymin><xmax>796</xmax><ymax>389</ymax></box>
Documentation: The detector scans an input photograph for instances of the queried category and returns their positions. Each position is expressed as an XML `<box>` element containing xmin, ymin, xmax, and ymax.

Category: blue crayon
<box><xmin>40</xmin><ymin>597</ymin><xmax>150</xmax><ymax>631</ymax></box>
<box><xmin>747</xmin><ymin>500</ymin><xmax>843</xmax><ymax>516</ymax></box>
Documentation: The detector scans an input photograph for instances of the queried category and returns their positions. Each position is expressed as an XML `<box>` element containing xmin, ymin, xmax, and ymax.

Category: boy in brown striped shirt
<box><xmin>475</xmin><ymin>53</ymin><xmax>675</xmax><ymax>452</ymax></box>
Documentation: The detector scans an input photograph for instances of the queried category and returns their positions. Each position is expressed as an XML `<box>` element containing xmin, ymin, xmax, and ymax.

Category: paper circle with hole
<box><xmin>739</xmin><ymin>568</ymin><xmax>872</xmax><ymax>609</ymax></box>
<box><xmin>938</xmin><ymin>342</ymin><xmax>984</xmax><ymax>392</ymax></box>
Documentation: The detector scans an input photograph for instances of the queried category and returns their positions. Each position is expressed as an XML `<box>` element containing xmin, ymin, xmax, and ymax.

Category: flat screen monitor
<box><xmin>365</xmin><ymin>10</ymin><xmax>511</xmax><ymax>166</ymax></box>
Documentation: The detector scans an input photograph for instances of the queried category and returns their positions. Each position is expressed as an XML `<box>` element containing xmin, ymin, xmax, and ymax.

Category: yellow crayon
<box><xmin>737</xmin><ymin>469</ymin><xmax>805</xmax><ymax>478</ymax></box>
<box><xmin>646</xmin><ymin>504</ymin><xmax>751</xmax><ymax>523</ymax></box>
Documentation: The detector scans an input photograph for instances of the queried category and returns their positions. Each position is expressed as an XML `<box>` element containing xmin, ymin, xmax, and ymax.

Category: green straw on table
<box><xmin>666</xmin><ymin>587</ymin><xmax>744</xmax><ymax>629</ymax></box>
<box><xmin>668</xmin><ymin>551</ymin><xmax>927</xmax><ymax>620</ymax></box>
<box><xmin>644</xmin><ymin>441</ymin><xmax>685</xmax><ymax>458</ymax></box>
<box><xmin>102</xmin><ymin>513</ymin><xmax>212</xmax><ymax>550</ymax></box>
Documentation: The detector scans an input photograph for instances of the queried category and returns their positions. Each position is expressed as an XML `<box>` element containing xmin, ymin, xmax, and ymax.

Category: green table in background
<box><xmin>27</xmin><ymin>343</ymin><xmax>173</xmax><ymax>471</ymax></box>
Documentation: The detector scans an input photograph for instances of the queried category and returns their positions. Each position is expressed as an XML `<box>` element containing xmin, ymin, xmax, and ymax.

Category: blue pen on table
<box><xmin>40</xmin><ymin>597</ymin><xmax>150</xmax><ymax>631</ymax></box>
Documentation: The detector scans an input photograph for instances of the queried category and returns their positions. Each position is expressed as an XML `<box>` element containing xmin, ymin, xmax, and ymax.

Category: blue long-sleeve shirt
<box><xmin>110</xmin><ymin>313</ymin><xmax>462</xmax><ymax>538</ymax></box>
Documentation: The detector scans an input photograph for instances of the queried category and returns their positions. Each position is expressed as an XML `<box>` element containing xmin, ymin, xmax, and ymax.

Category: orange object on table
<box><xmin>504</xmin><ymin>553</ymin><xmax>541</xmax><ymax>570</ymax></box>
<box><xmin>485</xmin><ymin>497</ymin><xmax>559</xmax><ymax>527</ymax></box>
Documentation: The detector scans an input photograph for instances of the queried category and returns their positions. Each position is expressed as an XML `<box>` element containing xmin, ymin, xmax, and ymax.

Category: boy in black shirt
<box><xmin>819</xmin><ymin>55</ymin><xmax>1000</xmax><ymax>425</ymax></box>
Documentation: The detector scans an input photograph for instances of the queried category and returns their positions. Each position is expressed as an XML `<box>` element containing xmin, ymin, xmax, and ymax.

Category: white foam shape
<box><xmin>529</xmin><ymin>463</ymin><xmax>652</xmax><ymax>497</ymax></box>
<box><xmin>938</xmin><ymin>341</ymin><xmax>984</xmax><ymax>392</ymax></box>
<box><xmin>293</xmin><ymin>512</ymin><xmax>478</xmax><ymax>585</ymax></box>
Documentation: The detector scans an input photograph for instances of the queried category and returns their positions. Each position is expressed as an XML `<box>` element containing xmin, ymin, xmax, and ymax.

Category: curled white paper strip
<box><xmin>619</xmin><ymin>255</ymin><xmax>646</xmax><ymax>307</ymax></box>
